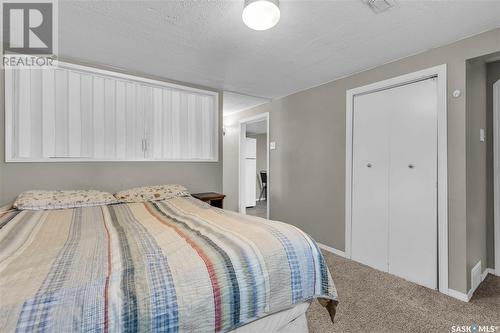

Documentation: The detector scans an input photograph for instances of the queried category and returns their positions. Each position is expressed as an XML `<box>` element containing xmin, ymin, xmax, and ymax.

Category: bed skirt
<box><xmin>232</xmin><ymin>302</ymin><xmax>310</xmax><ymax>333</ymax></box>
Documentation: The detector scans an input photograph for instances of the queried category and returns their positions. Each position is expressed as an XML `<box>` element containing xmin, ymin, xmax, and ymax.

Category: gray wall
<box><xmin>486</xmin><ymin>61</ymin><xmax>500</xmax><ymax>269</ymax></box>
<box><xmin>465</xmin><ymin>55</ymin><xmax>500</xmax><ymax>290</ymax></box>
<box><xmin>466</xmin><ymin>58</ymin><xmax>488</xmax><ymax>290</ymax></box>
<box><xmin>223</xmin><ymin>28</ymin><xmax>500</xmax><ymax>294</ymax></box>
<box><xmin>0</xmin><ymin>61</ymin><xmax>223</xmax><ymax>206</ymax></box>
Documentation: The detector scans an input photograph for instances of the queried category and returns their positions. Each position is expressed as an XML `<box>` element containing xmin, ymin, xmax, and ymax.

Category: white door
<box><xmin>351</xmin><ymin>78</ymin><xmax>438</xmax><ymax>289</ymax></box>
<box><xmin>387</xmin><ymin>79</ymin><xmax>437</xmax><ymax>289</ymax></box>
<box><xmin>351</xmin><ymin>91</ymin><xmax>391</xmax><ymax>272</ymax></box>
<box><xmin>245</xmin><ymin>159</ymin><xmax>257</xmax><ymax>207</ymax></box>
<box><xmin>245</xmin><ymin>137</ymin><xmax>257</xmax><ymax>158</ymax></box>
<box><xmin>245</xmin><ymin>138</ymin><xmax>257</xmax><ymax>207</ymax></box>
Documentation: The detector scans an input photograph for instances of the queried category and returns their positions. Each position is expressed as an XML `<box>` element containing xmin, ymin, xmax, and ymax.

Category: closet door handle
<box><xmin>367</xmin><ymin>163</ymin><xmax>373</xmax><ymax>168</ymax></box>
<box><xmin>408</xmin><ymin>164</ymin><xmax>415</xmax><ymax>169</ymax></box>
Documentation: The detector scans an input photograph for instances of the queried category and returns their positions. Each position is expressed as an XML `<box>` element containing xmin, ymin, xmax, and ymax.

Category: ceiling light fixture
<box><xmin>242</xmin><ymin>0</ymin><xmax>280</xmax><ymax>31</ymax></box>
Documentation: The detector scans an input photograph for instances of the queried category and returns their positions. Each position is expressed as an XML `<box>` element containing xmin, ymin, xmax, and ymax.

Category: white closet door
<box><xmin>387</xmin><ymin>79</ymin><xmax>438</xmax><ymax>289</ymax></box>
<box><xmin>351</xmin><ymin>78</ymin><xmax>438</xmax><ymax>290</ymax></box>
<box><xmin>351</xmin><ymin>91</ymin><xmax>391</xmax><ymax>272</ymax></box>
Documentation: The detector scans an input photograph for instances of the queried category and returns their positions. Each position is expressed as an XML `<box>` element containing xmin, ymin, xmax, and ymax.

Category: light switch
<box><xmin>480</xmin><ymin>129</ymin><xmax>485</xmax><ymax>142</ymax></box>
<box><xmin>270</xmin><ymin>141</ymin><xmax>276</xmax><ymax>150</ymax></box>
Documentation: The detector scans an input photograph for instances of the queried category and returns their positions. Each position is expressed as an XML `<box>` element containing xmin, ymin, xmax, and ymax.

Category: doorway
<box><xmin>239</xmin><ymin>113</ymin><xmax>270</xmax><ymax>219</ymax></box>
<box><xmin>345</xmin><ymin>65</ymin><xmax>448</xmax><ymax>293</ymax></box>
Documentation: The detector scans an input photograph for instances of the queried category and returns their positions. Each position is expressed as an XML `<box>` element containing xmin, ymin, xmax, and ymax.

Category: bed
<box><xmin>0</xmin><ymin>194</ymin><xmax>337</xmax><ymax>332</ymax></box>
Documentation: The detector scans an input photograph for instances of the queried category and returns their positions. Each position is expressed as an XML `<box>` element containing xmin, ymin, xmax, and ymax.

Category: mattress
<box><xmin>0</xmin><ymin>196</ymin><xmax>337</xmax><ymax>332</ymax></box>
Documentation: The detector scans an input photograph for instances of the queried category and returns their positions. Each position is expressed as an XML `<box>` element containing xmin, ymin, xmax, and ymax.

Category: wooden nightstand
<box><xmin>191</xmin><ymin>192</ymin><xmax>226</xmax><ymax>209</ymax></box>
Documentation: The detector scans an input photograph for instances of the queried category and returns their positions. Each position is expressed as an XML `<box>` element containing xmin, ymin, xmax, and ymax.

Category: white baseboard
<box><xmin>448</xmin><ymin>268</ymin><xmax>494</xmax><ymax>302</ymax></box>
<box><xmin>447</xmin><ymin>288</ymin><xmax>470</xmax><ymax>302</ymax></box>
<box><xmin>318</xmin><ymin>242</ymin><xmax>496</xmax><ymax>302</ymax></box>
<box><xmin>317</xmin><ymin>243</ymin><xmax>346</xmax><ymax>257</ymax></box>
<box><xmin>486</xmin><ymin>268</ymin><xmax>498</xmax><ymax>277</ymax></box>
<box><xmin>483</xmin><ymin>268</ymin><xmax>494</xmax><ymax>279</ymax></box>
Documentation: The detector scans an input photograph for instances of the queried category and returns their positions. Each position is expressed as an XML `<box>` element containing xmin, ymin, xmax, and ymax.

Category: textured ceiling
<box><xmin>59</xmin><ymin>0</ymin><xmax>500</xmax><ymax>112</ymax></box>
<box><xmin>223</xmin><ymin>91</ymin><xmax>270</xmax><ymax>115</ymax></box>
<box><xmin>246</xmin><ymin>120</ymin><xmax>268</xmax><ymax>135</ymax></box>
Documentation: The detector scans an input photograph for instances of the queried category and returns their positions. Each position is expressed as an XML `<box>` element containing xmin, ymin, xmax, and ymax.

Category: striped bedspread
<box><xmin>0</xmin><ymin>196</ymin><xmax>337</xmax><ymax>332</ymax></box>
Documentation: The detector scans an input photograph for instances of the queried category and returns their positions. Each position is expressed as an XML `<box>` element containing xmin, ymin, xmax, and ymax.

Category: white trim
<box><xmin>317</xmin><ymin>243</ymin><xmax>346</xmax><ymax>257</ymax></box>
<box><xmin>3</xmin><ymin>158</ymin><xmax>219</xmax><ymax>163</ymax></box>
<box><xmin>469</xmin><ymin>261</ymin><xmax>483</xmax><ymax>299</ymax></box>
<box><xmin>238</xmin><ymin>113</ymin><xmax>270</xmax><ymax>219</ymax></box>
<box><xmin>468</xmin><ymin>268</ymin><xmax>494</xmax><ymax>300</ymax></box>
<box><xmin>494</xmin><ymin>79</ymin><xmax>500</xmax><ymax>277</ymax></box>
<box><xmin>485</xmin><ymin>268</ymin><xmax>498</xmax><ymax>277</ymax></box>
<box><xmin>449</xmin><ymin>268</ymin><xmax>494</xmax><ymax>302</ymax></box>
<box><xmin>5</xmin><ymin>69</ymin><xmax>13</xmax><ymax>164</ymax></box>
<box><xmin>345</xmin><ymin>65</ymin><xmax>448</xmax><ymax>294</ymax></box>
<box><xmin>447</xmin><ymin>289</ymin><xmax>470</xmax><ymax>302</ymax></box>
<box><xmin>482</xmin><ymin>268</ymin><xmax>492</xmax><ymax>280</ymax></box>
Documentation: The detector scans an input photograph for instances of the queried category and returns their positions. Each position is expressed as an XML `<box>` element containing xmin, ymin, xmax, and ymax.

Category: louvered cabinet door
<box><xmin>144</xmin><ymin>89</ymin><xmax>217</xmax><ymax>161</ymax></box>
<box><xmin>6</xmin><ymin>68</ymin><xmax>93</xmax><ymax>160</ymax></box>
<box><xmin>5</xmin><ymin>62</ymin><xmax>219</xmax><ymax>162</ymax></box>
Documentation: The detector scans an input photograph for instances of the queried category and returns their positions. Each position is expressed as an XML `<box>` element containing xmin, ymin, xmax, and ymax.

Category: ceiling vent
<box><xmin>363</xmin><ymin>0</ymin><xmax>396</xmax><ymax>13</ymax></box>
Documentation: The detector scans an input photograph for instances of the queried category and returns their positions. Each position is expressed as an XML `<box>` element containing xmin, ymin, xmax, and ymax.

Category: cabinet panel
<box><xmin>5</xmin><ymin>62</ymin><xmax>219</xmax><ymax>162</ymax></box>
<box><xmin>93</xmin><ymin>76</ymin><xmax>105</xmax><ymax>159</ymax></box>
<box><xmin>152</xmin><ymin>87</ymin><xmax>163</xmax><ymax>159</ymax></box>
<box><xmin>68</xmin><ymin>71</ymin><xmax>81</xmax><ymax>157</ymax></box>
<box><xmin>80</xmin><ymin>74</ymin><xmax>93</xmax><ymax>158</ymax></box>
<box><xmin>18</xmin><ymin>69</ymin><xmax>31</xmax><ymax>158</ymax></box>
<box><xmin>41</xmin><ymin>69</ymin><xmax>55</xmax><ymax>158</ymax></box>
<box><xmin>104</xmin><ymin>79</ymin><xmax>116</xmax><ymax>157</ymax></box>
<box><xmin>30</xmin><ymin>69</ymin><xmax>43</xmax><ymax>159</ymax></box>
<box><xmin>115</xmin><ymin>81</ymin><xmax>127</xmax><ymax>159</ymax></box>
<box><xmin>54</xmin><ymin>69</ymin><xmax>69</xmax><ymax>157</ymax></box>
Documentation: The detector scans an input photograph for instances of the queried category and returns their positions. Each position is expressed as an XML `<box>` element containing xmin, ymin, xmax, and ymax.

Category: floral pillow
<box><xmin>13</xmin><ymin>190</ymin><xmax>118</xmax><ymax>210</ymax></box>
<box><xmin>114</xmin><ymin>184</ymin><xmax>190</xmax><ymax>203</ymax></box>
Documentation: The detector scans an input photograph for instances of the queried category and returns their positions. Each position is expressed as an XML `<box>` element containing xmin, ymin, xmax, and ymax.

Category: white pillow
<box><xmin>13</xmin><ymin>190</ymin><xmax>118</xmax><ymax>210</ymax></box>
<box><xmin>114</xmin><ymin>184</ymin><xmax>190</xmax><ymax>203</ymax></box>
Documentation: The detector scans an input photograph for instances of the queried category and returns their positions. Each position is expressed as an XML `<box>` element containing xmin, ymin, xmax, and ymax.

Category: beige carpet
<box><xmin>307</xmin><ymin>251</ymin><xmax>500</xmax><ymax>333</ymax></box>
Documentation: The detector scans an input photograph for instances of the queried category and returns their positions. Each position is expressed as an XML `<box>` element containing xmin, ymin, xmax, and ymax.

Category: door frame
<box><xmin>238</xmin><ymin>113</ymin><xmax>270</xmax><ymax>219</ymax></box>
<box><xmin>345</xmin><ymin>64</ymin><xmax>448</xmax><ymax>293</ymax></box>
<box><xmin>494</xmin><ymin>79</ymin><xmax>500</xmax><ymax>276</ymax></box>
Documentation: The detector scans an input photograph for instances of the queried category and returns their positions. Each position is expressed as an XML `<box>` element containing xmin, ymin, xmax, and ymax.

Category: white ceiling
<box><xmin>246</xmin><ymin>120</ymin><xmax>268</xmax><ymax>135</ymax></box>
<box><xmin>223</xmin><ymin>91</ymin><xmax>270</xmax><ymax>115</ymax></box>
<box><xmin>59</xmin><ymin>0</ymin><xmax>500</xmax><ymax>113</ymax></box>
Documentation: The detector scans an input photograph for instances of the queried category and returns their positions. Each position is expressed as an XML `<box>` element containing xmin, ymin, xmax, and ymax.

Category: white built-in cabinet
<box><xmin>351</xmin><ymin>78</ymin><xmax>438</xmax><ymax>289</ymax></box>
<box><xmin>5</xmin><ymin>62</ymin><xmax>219</xmax><ymax>162</ymax></box>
